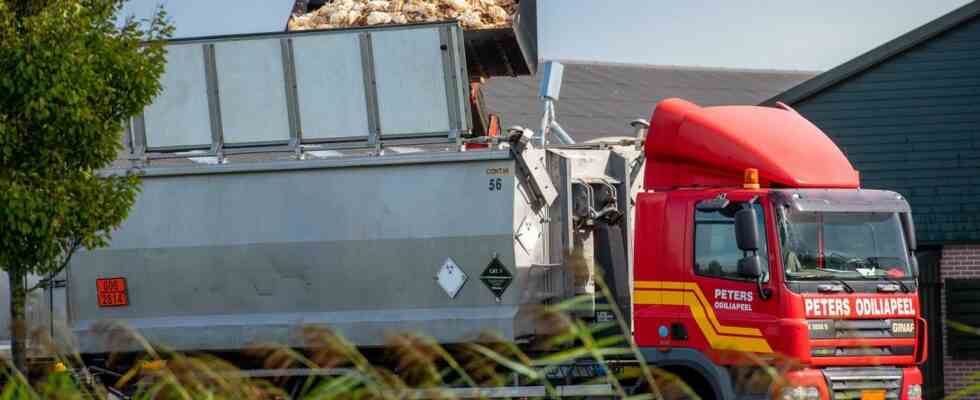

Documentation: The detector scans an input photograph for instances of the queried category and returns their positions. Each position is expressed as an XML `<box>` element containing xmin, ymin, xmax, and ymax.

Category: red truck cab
<box><xmin>632</xmin><ymin>99</ymin><xmax>924</xmax><ymax>400</ymax></box>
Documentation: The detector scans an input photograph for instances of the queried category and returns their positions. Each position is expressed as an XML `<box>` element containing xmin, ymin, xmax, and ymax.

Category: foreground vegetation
<box><xmin>0</xmin><ymin>276</ymin><xmax>821</xmax><ymax>400</ymax></box>
<box><xmin>0</xmin><ymin>0</ymin><xmax>170</xmax><ymax>373</ymax></box>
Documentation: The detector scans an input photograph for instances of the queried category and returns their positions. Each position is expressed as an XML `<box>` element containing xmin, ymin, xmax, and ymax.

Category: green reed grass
<box><xmin>0</xmin><ymin>271</ymin><xmax>836</xmax><ymax>400</ymax></box>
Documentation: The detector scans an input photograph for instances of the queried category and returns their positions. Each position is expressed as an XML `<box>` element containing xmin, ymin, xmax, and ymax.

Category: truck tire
<box><xmin>630</xmin><ymin>366</ymin><xmax>716</xmax><ymax>400</ymax></box>
<box><xmin>670</xmin><ymin>366</ymin><xmax>716</xmax><ymax>400</ymax></box>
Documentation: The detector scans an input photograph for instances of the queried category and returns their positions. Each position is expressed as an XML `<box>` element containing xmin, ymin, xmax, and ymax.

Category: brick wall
<box><xmin>941</xmin><ymin>244</ymin><xmax>980</xmax><ymax>398</ymax></box>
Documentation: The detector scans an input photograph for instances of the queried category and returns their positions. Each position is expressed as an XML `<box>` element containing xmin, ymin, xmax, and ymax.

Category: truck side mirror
<box><xmin>738</xmin><ymin>255</ymin><xmax>763</xmax><ymax>279</ymax></box>
<box><xmin>734</xmin><ymin>207</ymin><xmax>760</xmax><ymax>252</ymax></box>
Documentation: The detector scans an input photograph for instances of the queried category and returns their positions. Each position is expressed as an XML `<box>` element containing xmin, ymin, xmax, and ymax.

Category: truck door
<box><xmin>687</xmin><ymin>194</ymin><xmax>779</xmax><ymax>358</ymax></box>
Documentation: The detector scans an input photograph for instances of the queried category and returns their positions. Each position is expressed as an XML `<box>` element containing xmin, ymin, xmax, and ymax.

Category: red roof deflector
<box><xmin>643</xmin><ymin>98</ymin><xmax>859</xmax><ymax>190</ymax></box>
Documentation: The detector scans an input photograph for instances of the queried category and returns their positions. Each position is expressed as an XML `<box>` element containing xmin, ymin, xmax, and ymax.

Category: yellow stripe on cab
<box><xmin>634</xmin><ymin>280</ymin><xmax>773</xmax><ymax>353</ymax></box>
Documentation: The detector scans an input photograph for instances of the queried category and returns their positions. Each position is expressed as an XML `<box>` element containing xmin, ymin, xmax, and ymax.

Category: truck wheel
<box><xmin>632</xmin><ymin>366</ymin><xmax>716</xmax><ymax>400</ymax></box>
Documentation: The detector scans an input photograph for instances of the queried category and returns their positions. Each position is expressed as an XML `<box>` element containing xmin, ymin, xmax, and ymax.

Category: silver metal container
<box><xmin>0</xmin><ymin>143</ymin><xmax>643</xmax><ymax>356</ymax></box>
<box><xmin>70</xmin><ymin>149</ymin><xmax>551</xmax><ymax>352</ymax></box>
<box><xmin>0</xmin><ymin>13</ymin><xmax>645</xmax><ymax>359</ymax></box>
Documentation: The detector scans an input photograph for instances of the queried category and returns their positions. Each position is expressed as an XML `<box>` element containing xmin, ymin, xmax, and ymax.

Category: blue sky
<box><xmin>121</xmin><ymin>0</ymin><xmax>972</xmax><ymax>71</ymax></box>
<box><xmin>538</xmin><ymin>0</ymin><xmax>973</xmax><ymax>70</ymax></box>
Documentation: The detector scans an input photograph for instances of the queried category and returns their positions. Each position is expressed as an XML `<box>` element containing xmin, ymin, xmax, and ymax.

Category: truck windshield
<box><xmin>778</xmin><ymin>210</ymin><xmax>912</xmax><ymax>281</ymax></box>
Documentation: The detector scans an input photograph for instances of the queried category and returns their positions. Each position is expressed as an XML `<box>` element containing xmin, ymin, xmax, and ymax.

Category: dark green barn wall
<box><xmin>792</xmin><ymin>15</ymin><xmax>980</xmax><ymax>244</ymax></box>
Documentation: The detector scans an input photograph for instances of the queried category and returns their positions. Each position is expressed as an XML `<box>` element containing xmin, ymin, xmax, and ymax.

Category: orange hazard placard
<box><xmin>96</xmin><ymin>277</ymin><xmax>128</xmax><ymax>307</ymax></box>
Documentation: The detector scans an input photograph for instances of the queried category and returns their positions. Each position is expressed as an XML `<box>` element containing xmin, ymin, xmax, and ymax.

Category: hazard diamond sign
<box><xmin>480</xmin><ymin>257</ymin><xmax>513</xmax><ymax>299</ymax></box>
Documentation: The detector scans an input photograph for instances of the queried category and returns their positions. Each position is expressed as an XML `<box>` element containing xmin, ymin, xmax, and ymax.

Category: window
<box><xmin>694</xmin><ymin>203</ymin><xmax>768</xmax><ymax>281</ymax></box>
<box><xmin>945</xmin><ymin>279</ymin><xmax>980</xmax><ymax>360</ymax></box>
<box><xmin>779</xmin><ymin>211</ymin><xmax>912</xmax><ymax>281</ymax></box>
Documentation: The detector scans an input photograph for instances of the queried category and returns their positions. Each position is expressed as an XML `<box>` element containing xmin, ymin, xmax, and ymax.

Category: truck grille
<box><xmin>823</xmin><ymin>367</ymin><xmax>902</xmax><ymax>400</ymax></box>
<box><xmin>808</xmin><ymin>319</ymin><xmax>914</xmax><ymax>339</ymax></box>
<box><xmin>812</xmin><ymin>346</ymin><xmax>915</xmax><ymax>358</ymax></box>
<box><xmin>834</xmin><ymin>319</ymin><xmax>892</xmax><ymax>338</ymax></box>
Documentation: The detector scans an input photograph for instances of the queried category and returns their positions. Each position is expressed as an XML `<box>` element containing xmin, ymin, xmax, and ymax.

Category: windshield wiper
<box><xmin>832</xmin><ymin>278</ymin><xmax>855</xmax><ymax>293</ymax></box>
<box><xmin>789</xmin><ymin>273</ymin><xmax>855</xmax><ymax>293</ymax></box>
<box><xmin>864</xmin><ymin>273</ymin><xmax>910</xmax><ymax>293</ymax></box>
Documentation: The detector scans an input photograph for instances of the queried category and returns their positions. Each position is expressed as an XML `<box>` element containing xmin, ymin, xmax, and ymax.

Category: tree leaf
<box><xmin>0</xmin><ymin>0</ymin><xmax>170</xmax><ymax>374</ymax></box>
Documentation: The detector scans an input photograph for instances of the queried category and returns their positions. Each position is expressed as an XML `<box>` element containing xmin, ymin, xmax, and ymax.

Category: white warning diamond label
<box><xmin>436</xmin><ymin>258</ymin><xmax>467</xmax><ymax>299</ymax></box>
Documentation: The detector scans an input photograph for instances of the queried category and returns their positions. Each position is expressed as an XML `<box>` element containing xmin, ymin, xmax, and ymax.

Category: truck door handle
<box><xmin>757</xmin><ymin>280</ymin><xmax>772</xmax><ymax>301</ymax></box>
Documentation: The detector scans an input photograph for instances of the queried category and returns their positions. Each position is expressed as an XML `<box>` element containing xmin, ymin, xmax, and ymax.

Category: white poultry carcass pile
<box><xmin>288</xmin><ymin>0</ymin><xmax>518</xmax><ymax>31</ymax></box>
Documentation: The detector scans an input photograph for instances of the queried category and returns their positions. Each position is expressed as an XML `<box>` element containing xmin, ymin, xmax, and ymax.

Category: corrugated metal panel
<box><xmin>764</xmin><ymin>1</ymin><xmax>980</xmax><ymax>106</ymax></box>
<box><xmin>793</xmin><ymin>16</ymin><xmax>980</xmax><ymax>243</ymax></box>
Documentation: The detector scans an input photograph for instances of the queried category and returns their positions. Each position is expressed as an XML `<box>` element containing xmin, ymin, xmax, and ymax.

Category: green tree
<box><xmin>0</xmin><ymin>0</ymin><xmax>171</xmax><ymax>374</ymax></box>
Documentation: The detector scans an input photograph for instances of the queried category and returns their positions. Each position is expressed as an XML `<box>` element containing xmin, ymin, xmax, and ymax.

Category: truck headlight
<box><xmin>907</xmin><ymin>384</ymin><xmax>922</xmax><ymax>400</ymax></box>
<box><xmin>780</xmin><ymin>386</ymin><xmax>820</xmax><ymax>400</ymax></box>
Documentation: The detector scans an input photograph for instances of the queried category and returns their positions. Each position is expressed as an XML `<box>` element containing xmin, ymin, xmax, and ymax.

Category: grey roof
<box><xmin>763</xmin><ymin>0</ymin><xmax>980</xmax><ymax>106</ymax></box>
<box><xmin>482</xmin><ymin>62</ymin><xmax>816</xmax><ymax>142</ymax></box>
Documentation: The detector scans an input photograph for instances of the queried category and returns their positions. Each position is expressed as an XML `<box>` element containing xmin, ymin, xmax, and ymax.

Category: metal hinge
<box><xmin>508</xmin><ymin>135</ymin><xmax>557</xmax><ymax>208</ymax></box>
<box><xmin>38</xmin><ymin>278</ymin><xmax>67</xmax><ymax>289</ymax></box>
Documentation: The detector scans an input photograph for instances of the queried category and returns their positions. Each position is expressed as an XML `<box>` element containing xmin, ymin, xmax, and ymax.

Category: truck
<box><xmin>3</xmin><ymin>7</ymin><xmax>926</xmax><ymax>400</ymax></box>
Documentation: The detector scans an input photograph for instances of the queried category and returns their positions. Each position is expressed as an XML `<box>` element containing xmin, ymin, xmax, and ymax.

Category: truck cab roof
<box><xmin>643</xmin><ymin>98</ymin><xmax>860</xmax><ymax>191</ymax></box>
